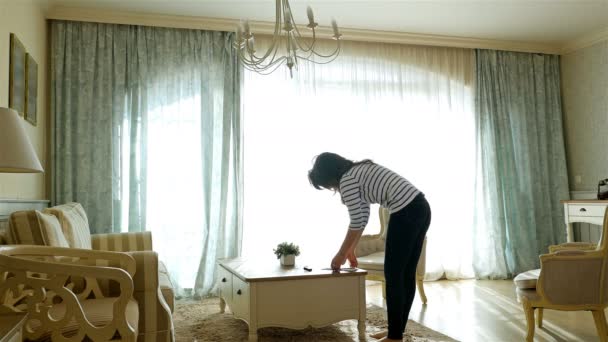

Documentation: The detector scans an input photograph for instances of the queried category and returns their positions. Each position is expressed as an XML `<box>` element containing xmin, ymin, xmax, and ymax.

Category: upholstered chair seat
<box><xmin>513</xmin><ymin>269</ymin><xmax>540</xmax><ymax>290</ymax></box>
<box><xmin>358</xmin><ymin>252</ymin><xmax>386</xmax><ymax>271</ymax></box>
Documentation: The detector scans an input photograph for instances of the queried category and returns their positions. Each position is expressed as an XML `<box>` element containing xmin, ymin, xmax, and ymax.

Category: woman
<box><xmin>308</xmin><ymin>152</ymin><xmax>431</xmax><ymax>342</ymax></box>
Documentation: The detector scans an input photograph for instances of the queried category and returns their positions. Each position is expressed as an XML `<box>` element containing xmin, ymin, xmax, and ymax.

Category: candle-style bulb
<box><xmin>247</xmin><ymin>36</ymin><xmax>256</xmax><ymax>53</ymax></box>
<box><xmin>283</xmin><ymin>7</ymin><xmax>293</xmax><ymax>32</ymax></box>
<box><xmin>243</xmin><ymin>20</ymin><xmax>251</xmax><ymax>37</ymax></box>
<box><xmin>236</xmin><ymin>25</ymin><xmax>243</xmax><ymax>48</ymax></box>
<box><xmin>331</xmin><ymin>18</ymin><xmax>342</xmax><ymax>40</ymax></box>
<box><xmin>306</xmin><ymin>6</ymin><xmax>317</xmax><ymax>28</ymax></box>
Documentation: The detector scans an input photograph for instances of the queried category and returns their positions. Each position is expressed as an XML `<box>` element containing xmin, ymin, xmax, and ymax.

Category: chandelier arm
<box><xmin>309</xmin><ymin>40</ymin><xmax>342</xmax><ymax>59</ymax></box>
<box><xmin>243</xmin><ymin>59</ymin><xmax>286</xmax><ymax>75</ymax></box>
<box><xmin>253</xmin><ymin>60</ymin><xmax>288</xmax><ymax>75</ymax></box>
<box><xmin>241</xmin><ymin>0</ymin><xmax>283</xmax><ymax>63</ymax></box>
<box><xmin>236</xmin><ymin>0</ymin><xmax>341</xmax><ymax>76</ymax></box>
<box><xmin>242</xmin><ymin>55</ymin><xmax>286</xmax><ymax>72</ymax></box>
<box><xmin>298</xmin><ymin>48</ymin><xmax>342</xmax><ymax>65</ymax></box>
<box><xmin>290</xmin><ymin>16</ymin><xmax>315</xmax><ymax>52</ymax></box>
<box><xmin>245</xmin><ymin>43</ymin><xmax>279</xmax><ymax>65</ymax></box>
<box><xmin>293</xmin><ymin>27</ymin><xmax>315</xmax><ymax>53</ymax></box>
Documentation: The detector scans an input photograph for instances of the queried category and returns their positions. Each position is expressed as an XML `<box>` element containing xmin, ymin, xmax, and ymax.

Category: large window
<box><xmin>242</xmin><ymin>40</ymin><xmax>476</xmax><ymax>279</ymax></box>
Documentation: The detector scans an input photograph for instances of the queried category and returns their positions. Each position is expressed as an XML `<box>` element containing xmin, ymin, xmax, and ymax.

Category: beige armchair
<box><xmin>355</xmin><ymin>207</ymin><xmax>428</xmax><ymax>304</ymax></box>
<box><xmin>514</xmin><ymin>207</ymin><xmax>608</xmax><ymax>342</ymax></box>
<box><xmin>6</xmin><ymin>203</ymin><xmax>174</xmax><ymax>341</ymax></box>
<box><xmin>0</xmin><ymin>245</ymin><xmax>138</xmax><ymax>341</ymax></box>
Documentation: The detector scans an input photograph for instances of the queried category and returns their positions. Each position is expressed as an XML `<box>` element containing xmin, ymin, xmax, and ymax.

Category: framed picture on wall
<box><xmin>9</xmin><ymin>33</ymin><xmax>26</xmax><ymax>116</ymax></box>
<box><xmin>25</xmin><ymin>53</ymin><xmax>38</xmax><ymax>126</ymax></box>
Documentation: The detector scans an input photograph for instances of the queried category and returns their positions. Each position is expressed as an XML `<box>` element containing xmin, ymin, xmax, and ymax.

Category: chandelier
<box><xmin>234</xmin><ymin>0</ymin><xmax>342</xmax><ymax>77</ymax></box>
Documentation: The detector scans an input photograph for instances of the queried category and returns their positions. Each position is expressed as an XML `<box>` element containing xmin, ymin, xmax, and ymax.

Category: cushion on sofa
<box><xmin>44</xmin><ymin>202</ymin><xmax>92</xmax><ymax>249</ymax></box>
<box><xmin>8</xmin><ymin>210</ymin><xmax>47</xmax><ymax>245</ymax></box>
<box><xmin>36</xmin><ymin>211</ymin><xmax>70</xmax><ymax>247</ymax></box>
<box><xmin>8</xmin><ymin>210</ymin><xmax>70</xmax><ymax>247</ymax></box>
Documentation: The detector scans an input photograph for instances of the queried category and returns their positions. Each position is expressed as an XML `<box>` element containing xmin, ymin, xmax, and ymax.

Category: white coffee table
<box><xmin>218</xmin><ymin>258</ymin><xmax>367</xmax><ymax>341</ymax></box>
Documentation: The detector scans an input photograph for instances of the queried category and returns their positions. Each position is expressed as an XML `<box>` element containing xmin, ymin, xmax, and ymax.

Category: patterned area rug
<box><xmin>174</xmin><ymin>298</ymin><xmax>457</xmax><ymax>341</ymax></box>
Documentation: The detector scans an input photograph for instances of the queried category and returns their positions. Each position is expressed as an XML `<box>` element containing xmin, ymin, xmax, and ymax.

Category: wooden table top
<box><xmin>218</xmin><ymin>257</ymin><xmax>367</xmax><ymax>283</ymax></box>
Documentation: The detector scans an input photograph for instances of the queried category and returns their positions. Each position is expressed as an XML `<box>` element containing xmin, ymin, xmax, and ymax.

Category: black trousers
<box><xmin>384</xmin><ymin>193</ymin><xmax>431</xmax><ymax>340</ymax></box>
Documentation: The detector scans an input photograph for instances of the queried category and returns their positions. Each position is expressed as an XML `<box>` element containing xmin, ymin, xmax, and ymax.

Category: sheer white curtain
<box><xmin>243</xmin><ymin>38</ymin><xmax>475</xmax><ymax>280</ymax></box>
<box><xmin>114</xmin><ymin>28</ymin><xmax>241</xmax><ymax>297</ymax></box>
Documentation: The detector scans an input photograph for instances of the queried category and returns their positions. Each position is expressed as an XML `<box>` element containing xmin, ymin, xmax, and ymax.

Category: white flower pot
<box><xmin>280</xmin><ymin>254</ymin><xmax>296</xmax><ymax>266</ymax></box>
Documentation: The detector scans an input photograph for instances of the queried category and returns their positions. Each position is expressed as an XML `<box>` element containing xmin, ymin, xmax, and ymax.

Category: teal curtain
<box><xmin>473</xmin><ymin>49</ymin><xmax>570</xmax><ymax>278</ymax></box>
<box><xmin>51</xmin><ymin>20</ymin><xmax>243</xmax><ymax>296</ymax></box>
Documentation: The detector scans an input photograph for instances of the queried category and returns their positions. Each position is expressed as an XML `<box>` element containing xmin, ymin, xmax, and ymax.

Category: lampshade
<box><xmin>0</xmin><ymin>107</ymin><xmax>43</xmax><ymax>173</ymax></box>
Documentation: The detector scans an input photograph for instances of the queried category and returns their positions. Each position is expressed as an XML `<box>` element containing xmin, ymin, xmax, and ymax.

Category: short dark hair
<box><xmin>308</xmin><ymin>152</ymin><xmax>372</xmax><ymax>190</ymax></box>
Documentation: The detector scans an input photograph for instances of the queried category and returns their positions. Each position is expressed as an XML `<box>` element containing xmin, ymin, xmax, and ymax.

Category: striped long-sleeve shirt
<box><xmin>339</xmin><ymin>163</ymin><xmax>420</xmax><ymax>230</ymax></box>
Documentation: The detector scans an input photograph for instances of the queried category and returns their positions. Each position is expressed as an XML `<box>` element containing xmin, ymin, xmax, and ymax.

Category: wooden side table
<box><xmin>561</xmin><ymin>200</ymin><xmax>608</xmax><ymax>242</ymax></box>
<box><xmin>0</xmin><ymin>313</ymin><xmax>25</xmax><ymax>342</ymax></box>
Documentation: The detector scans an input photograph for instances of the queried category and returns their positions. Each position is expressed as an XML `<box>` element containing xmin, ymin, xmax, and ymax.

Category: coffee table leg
<box><xmin>358</xmin><ymin>276</ymin><xmax>366</xmax><ymax>340</ymax></box>
<box><xmin>248</xmin><ymin>324</ymin><xmax>258</xmax><ymax>341</ymax></box>
<box><xmin>358</xmin><ymin>320</ymin><xmax>366</xmax><ymax>339</ymax></box>
<box><xmin>219</xmin><ymin>296</ymin><xmax>226</xmax><ymax>313</ymax></box>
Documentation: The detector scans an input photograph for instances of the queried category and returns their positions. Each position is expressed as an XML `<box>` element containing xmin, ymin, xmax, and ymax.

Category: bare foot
<box><xmin>370</xmin><ymin>331</ymin><xmax>387</xmax><ymax>339</ymax></box>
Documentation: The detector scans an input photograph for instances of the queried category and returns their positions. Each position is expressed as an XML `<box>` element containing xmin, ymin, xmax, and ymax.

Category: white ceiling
<box><xmin>48</xmin><ymin>0</ymin><xmax>608</xmax><ymax>44</ymax></box>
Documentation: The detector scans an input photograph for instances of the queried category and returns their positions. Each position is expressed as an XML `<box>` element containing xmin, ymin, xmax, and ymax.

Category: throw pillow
<box><xmin>35</xmin><ymin>211</ymin><xmax>70</xmax><ymax>248</ymax></box>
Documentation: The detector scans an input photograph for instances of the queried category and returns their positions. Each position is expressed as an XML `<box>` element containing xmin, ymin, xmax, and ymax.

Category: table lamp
<box><xmin>0</xmin><ymin>107</ymin><xmax>43</xmax><ymax>173</ymax></box>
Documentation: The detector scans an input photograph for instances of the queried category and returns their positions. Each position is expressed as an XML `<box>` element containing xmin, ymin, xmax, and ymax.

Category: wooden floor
<box><xmin>366</xmin><ymin>280</ymin><xmax>599</xmax><ymax>342</ymax></box>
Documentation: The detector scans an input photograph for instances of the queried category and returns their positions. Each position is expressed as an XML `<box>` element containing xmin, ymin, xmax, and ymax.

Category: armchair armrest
<box><xmin>126</xmin><ymin>251</ymin><xmax>173</xmax><ymax>338</ymax></box>
<box><xmin>537</xmin><ymin>251</ymin><xmax>604</xmax><ymax>305</ymax></box>
<box><xmin>548</xmin><ymin>242</ymin><xmax>596</xmax><ymax>253</ymax></box>
<box><xmin>127</xmin><ymin>251</ymin><xmax>160</xmax><ymax>292</ymax></box>
<box><xmin>92</xmin><ymin>231</ymin><xmax>153</xmax><ymax>252</ymax></box>
<box><xmin>0</xmin><ymin>246</ymin><xmax>137</xmax><ymax>341</ymax></box>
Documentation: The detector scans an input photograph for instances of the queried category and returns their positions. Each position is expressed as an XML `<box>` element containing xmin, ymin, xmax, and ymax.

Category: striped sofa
<box><xmin>6</xmin><ymin>203</ymin><xmax>175</xmax><ymax>341</ymax></box>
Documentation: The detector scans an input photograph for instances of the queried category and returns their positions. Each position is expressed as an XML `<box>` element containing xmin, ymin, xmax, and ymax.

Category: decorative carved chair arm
<box><xmin>0</xmin><ymin>245</ymin><xmax>136</xmax><ymax>277</ymax></box>
<box><xmin>0</xmin><ymin>250</ymin><xmax>136</xmax><ymax>341</ymax></box>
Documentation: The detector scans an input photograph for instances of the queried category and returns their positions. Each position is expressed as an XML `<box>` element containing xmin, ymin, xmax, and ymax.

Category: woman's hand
<box><xmin>331</xmin><ymin>253</ymin><xmax>347</xmax><ymax>270</ymax></box>
<box><xmin>347</xmin><ymin>250</ymin><xmax>358</xmax><ymax>267</ymax></box>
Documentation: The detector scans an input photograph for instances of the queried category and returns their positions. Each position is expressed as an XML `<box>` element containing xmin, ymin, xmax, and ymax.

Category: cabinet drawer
<box><xmin>218</xmin><ymin>266</ymin><xmax>233</xmax><ymax>302</ymax></box>
<box><xmin>232</xmin><ymin>275</ymin><xmax>250</xmax><ymax>320</ymax></box>
<box><xmin>568</xmin><ymin>205</ymin><xmax>607</xmax><ymax>217</ymax></box>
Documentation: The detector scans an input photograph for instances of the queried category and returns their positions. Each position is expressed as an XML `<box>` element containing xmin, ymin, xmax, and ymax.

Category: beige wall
<box><xmin>561</xmin><ymin>40</ymin><xmax>608</xmax><ymax>192</ymax></box>
<box><xmin>0</xmin><ymin>0</ymin><xmax>48</xmax><ymax>199</ymax></box>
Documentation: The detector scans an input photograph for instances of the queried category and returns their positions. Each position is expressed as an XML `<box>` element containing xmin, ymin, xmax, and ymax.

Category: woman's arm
<box><xmin>331</xmin><ymin>229</ymin><xmax>364</xmax><ymax>269</ymax></box>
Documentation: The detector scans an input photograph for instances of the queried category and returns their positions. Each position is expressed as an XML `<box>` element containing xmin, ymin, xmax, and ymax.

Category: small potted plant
<box><xmin>273</xmin><ymin>242</ymin><xmax>300</xmax><ymax>266</ymax></box>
